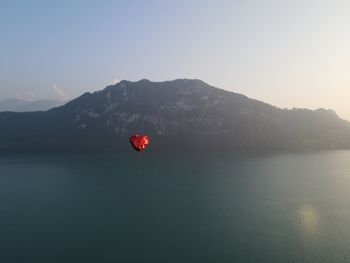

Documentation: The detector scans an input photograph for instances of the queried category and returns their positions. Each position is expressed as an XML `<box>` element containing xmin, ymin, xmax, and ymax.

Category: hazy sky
<box><xmin>1</xmin><ymin>0</ymin><xmax>350</xmax><ymax>120</ymax></box>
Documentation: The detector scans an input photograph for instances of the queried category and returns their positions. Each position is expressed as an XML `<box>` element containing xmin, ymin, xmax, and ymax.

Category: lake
<box><xmin>1</xmin><ymin>150</ymin><xmax>350</xmax><ymax>262</ymax></box>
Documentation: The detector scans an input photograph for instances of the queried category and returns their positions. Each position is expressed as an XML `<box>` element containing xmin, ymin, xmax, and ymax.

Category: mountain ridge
<box><xmin>0</xmin><ymin>79</ymin><xmax>349</xmax><ymax>153</ymax></box>
<box><xmin>0</xmin><ymin>98</ymin><xmax>65</xmax><ymax>112</ymax></box>
<box><xmin>69</xmin><ymin>78</ymin><xmax>342</xmax><ymax>121</ymax></box>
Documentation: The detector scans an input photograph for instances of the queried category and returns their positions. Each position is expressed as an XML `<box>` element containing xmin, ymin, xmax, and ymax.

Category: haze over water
<box><xmin>1</xmin><ymin>150</ymin><xmax>350</xmax><ymax>262</ymax></box>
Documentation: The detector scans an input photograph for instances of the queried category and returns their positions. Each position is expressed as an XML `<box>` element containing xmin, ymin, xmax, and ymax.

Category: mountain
<box><xmin>0</xmin><ymin>79</ymin><xmax>350</xmax><ymax>153</ymax></box>
<box><xmin>0</xmin><ymin>98</ymin><xmax>64</xmax><ymax>112</ymax></box>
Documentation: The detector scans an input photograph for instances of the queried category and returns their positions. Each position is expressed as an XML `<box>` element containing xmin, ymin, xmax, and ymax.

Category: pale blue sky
<box><xmin>1</xmin><ymin>0</ymin><xmax>350</xmax><ymax>119</ymax></box>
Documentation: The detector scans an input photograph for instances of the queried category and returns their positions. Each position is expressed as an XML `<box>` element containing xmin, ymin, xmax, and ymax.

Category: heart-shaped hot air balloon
<box><xmin>129</xmin><ymin>134</ymin><xmax>149</xmax><ymax>152</ymax></box>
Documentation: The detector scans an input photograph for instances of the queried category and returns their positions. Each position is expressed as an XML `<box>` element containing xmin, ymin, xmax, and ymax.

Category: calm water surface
<box><xmin>1</xmin><ymin>150</ymin><xmax>350</xmax><ymax>262</ymax></box>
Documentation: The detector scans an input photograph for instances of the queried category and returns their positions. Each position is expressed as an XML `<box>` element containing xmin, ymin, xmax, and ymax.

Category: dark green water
<box><xmin>1</xmin><ymin>150</ymin><xmax>350</xmax><ymax>262</ymax></box>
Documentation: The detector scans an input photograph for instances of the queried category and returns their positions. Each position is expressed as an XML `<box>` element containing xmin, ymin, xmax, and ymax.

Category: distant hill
<box><xmin>0</xmin><ymin>98</ymin><xmax>64</xmax><ymax>112</ymax></box>
<box><xmin>0</xmin><ymin>79</ymin><xmax>350</xmax><ymax>153</ymax></box>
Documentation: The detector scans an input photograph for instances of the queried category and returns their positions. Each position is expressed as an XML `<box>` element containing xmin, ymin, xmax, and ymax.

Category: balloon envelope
<box><xmin>129</xmin><ymin>134</ymin><xmax>149</xmax><ymax>152</ymax></box>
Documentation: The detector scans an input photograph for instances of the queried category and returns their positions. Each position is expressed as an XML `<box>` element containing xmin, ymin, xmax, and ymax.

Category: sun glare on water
<box><xmin>298</xmin><ymin>204</ymin><xmax>320</xmax><ymax>240</ymax></box>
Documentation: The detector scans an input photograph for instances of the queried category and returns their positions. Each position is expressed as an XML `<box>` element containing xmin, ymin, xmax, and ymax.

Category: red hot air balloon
<box><xmin>129</xmin><ymin>134</ymin><xmax>149</xmax><ymax>152</ymax></box>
